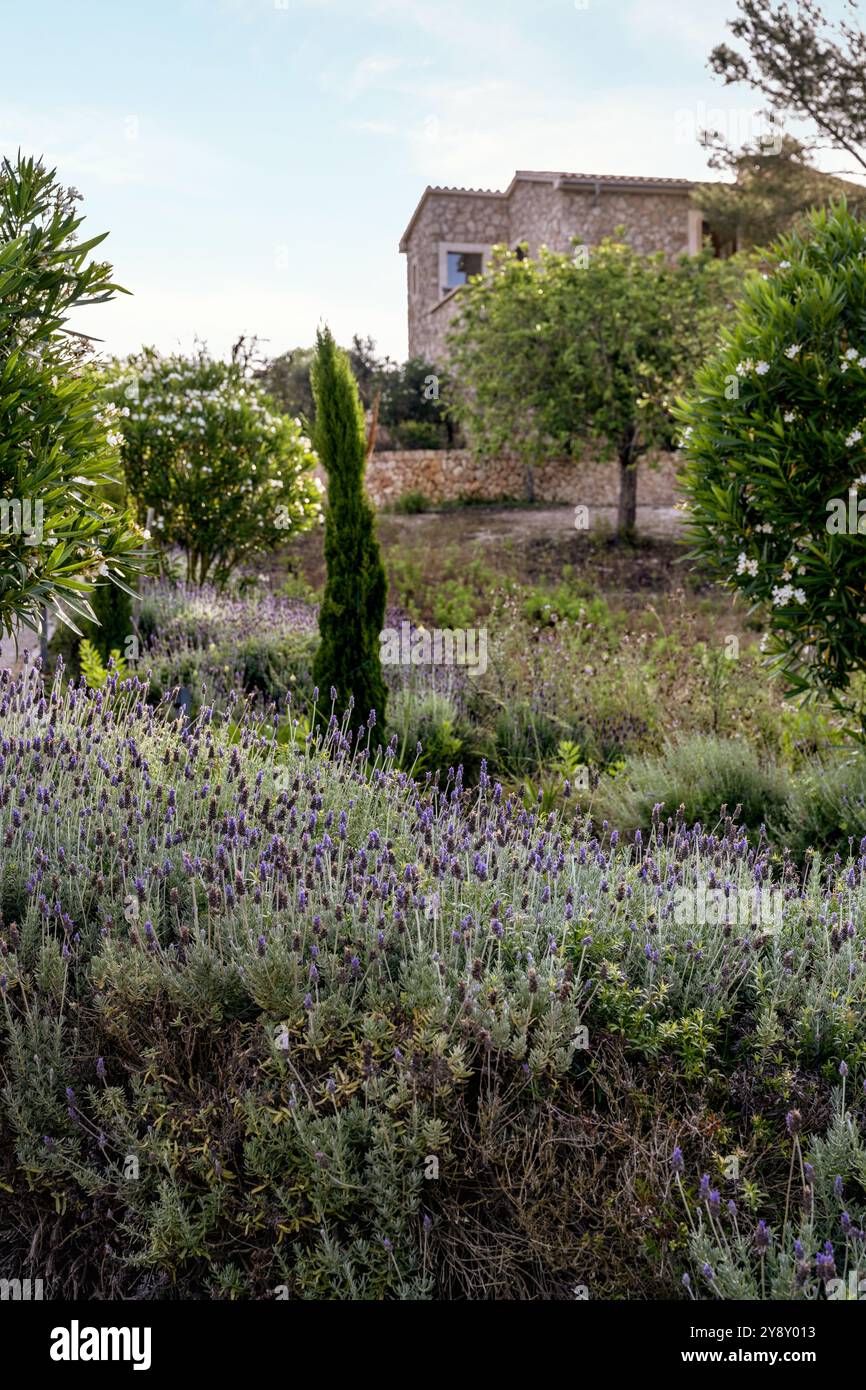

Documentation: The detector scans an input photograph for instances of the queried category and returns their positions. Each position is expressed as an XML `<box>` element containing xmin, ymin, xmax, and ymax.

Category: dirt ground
<box><xmin>283</xmin><ymin>503</ymin><xmax>696</xmax><ymax>598</ymax></box>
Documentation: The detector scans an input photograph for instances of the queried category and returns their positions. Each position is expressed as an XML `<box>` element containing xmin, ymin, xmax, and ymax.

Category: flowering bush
<box><xmin>135</xmin><ymin>581</ymin><xmax>453</xmax><ymax>730</ymax></box>
<box><xmin>0</xmin><ymin>664</ymin><xmax>865</xmax><ymax>1298</ymax></box>
<box><xmin>137</xmin><ymin>580</ymin><xmax>320</xmax><ymax>713</ymax></box>
<box><xmin>678</xmin><ymin>1083</ymin><xmax>866</xmax><ymax>1300</ymax></box>
<box><xmin>678</xmin><ymin>201</ymin><xmax>866</xmax><ymax>726</ymax></box>
<box><xmin>104</xmin><ymin>348</ymin><xmax>323</xmax><ymax>585</ymax></box>
<box><xmin>0</xmin><ymin>153</ymin><xmax>143</xmax><ymax>638</ymax></box>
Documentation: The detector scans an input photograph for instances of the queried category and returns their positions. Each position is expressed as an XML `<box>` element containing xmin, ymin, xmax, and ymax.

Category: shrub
<box><xmin>390</xmin><ymin>419</ymin><xmax>446</xmax><ymax>450</ymax></box>
<box><xmin>678</xmin><ymin>1086</ymin><xmax>866</xmax><ymax>1300</ymax></box>
<box><xmin>387</xmin><ymin>685</ymin><xmax>477</xmax><ymax>781</ymax></box>
<box><xmin>89</xmin><ymin>570</ymin><xmax>133</xmax><ymax>664</ymax></box>
<box><xmin>78</xmin><ymin>637</ymin><xmax>127</xmax><ymax>688</ymax></box>
<box><xmin>1</xmin><ymin>668</ymin><xmax>865</xmax><ymax>1299</ymax></box>
<box><xmin>137</xmin><ymin>581</ymin><xmax>319</xmax><ymax>713</ymax></box>
<box><xmin>104</xmin><ymin>347</ymin><xmax>322</xmax><ymax>585</ymax></box>
<box><xmin>775</xmin><ymin>752</ymin><xmax>866</xmax><ymax>857</ymax></box>
<box><xmin>390</xmin><ymin>490</ymin><xmax>431</xmax><ymax>515</ymax></box>
<box><xmin>311</xmin><ymin>327</ymin><xmax>387</xmax><ymax>728</ymax></box>
<box><xmin>678</xmin><ymin>201</ymin><xmax>866</xmax><ymax>727</ymax></box>
<box><xmin>590</xmin><ymin>733</ymin><xmax>790</xmax><ymax>835</ymax></box>
<box><xmin>0</xmin><ymin>153</ymin><xmax>143</xmax><ymax>639</ymax></box>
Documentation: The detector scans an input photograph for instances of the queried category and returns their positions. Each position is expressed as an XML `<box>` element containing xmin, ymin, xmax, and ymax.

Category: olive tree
<box><xmin>448</xmin><ymin>238</ymin><xmax>749</xmax><ymax>536</ymax></box>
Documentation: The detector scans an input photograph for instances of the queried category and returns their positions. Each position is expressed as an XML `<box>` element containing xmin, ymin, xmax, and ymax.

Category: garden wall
<box><xmin>362</xmin><ymin>448</ymin><xmax>681</xmax><ymax>508</ymax></box>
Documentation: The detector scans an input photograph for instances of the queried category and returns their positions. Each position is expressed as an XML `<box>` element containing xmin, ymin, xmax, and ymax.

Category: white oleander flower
<box><xmin>756</xmin><ymin>360</ymin><xmax>771</xmax><ymax>375</ymax></box>
<box><xmin>784</xmin><ymin>411</ymin><xmax>795</xmax><ymax>422</ymax></box>
<box><xmin>845</xmin><ymin>429</ymin><xmax>863</xmax><ymax>447</ymax></box>
<box><xmin>772</xmin><ymin>583</ymin><xmax>806</xmax><ymax>607</ymax></box>
<box><xmin>784</xmin><ymin>344</ymin><xmax>801</xmax><ymax>359</ymax></box>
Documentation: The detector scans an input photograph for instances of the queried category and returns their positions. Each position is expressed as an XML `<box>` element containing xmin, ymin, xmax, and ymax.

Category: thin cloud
<box><xmin>0</xmin><ymin>105</ymin><xmax>224</xmax><ymax>191</ymax></box>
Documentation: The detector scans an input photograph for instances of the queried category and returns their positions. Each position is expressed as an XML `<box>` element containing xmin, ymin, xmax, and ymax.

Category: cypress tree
<box><xmin>311</xmin><ymin>327</ymin><xmax>387</xmax><ymax>729</ymax></box>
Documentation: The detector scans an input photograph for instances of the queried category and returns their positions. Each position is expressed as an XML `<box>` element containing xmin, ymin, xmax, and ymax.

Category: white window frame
<box><xmin>438</xmin><ymin>242</ymin><xmax>490</xmax><ymax>299</ymax></box>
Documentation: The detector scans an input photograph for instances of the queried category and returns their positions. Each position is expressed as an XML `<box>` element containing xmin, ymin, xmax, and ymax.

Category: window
<box><xmin>438</xmin><ymin>242</ymin><xmax>489</xmax><ymax>298</ymax></box>
<box><xmin>445</xmin><ymin>249</ymin><xmax>483</xmax><ymax>287</ymax></box>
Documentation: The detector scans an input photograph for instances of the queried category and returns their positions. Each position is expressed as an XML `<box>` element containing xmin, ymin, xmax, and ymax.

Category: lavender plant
<box><xmin>678</xmin><ymin>1083</ymin><xmax>866</xmax><ymax>1300</ymax></box>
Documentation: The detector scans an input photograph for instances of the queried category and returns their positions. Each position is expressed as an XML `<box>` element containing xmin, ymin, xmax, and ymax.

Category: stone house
<box><xmin>399</xmin><ymin>169</ymin><xmax>718</xmax><ymax>364</ymax></box>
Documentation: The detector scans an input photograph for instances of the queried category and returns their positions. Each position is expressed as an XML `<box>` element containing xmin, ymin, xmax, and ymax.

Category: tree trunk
<box><xmin>617</xmin><ymin>438</ymin><xmax>638</xmax><ymax>540</ymax></box>
<box><xmin>524</xmin><ymin>463</ymin><xmax>535</xmax><ymax>504</ymax></box>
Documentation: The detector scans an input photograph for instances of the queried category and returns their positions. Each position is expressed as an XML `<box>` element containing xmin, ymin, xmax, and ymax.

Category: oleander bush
<box><xmin>678</xmin><ymin>200</ymin><xmax>866</xmax><ymax>728</ymax></box>
<box><xmin>0</xmin><ymin>153</ymin><xmax>143</xmax><ymax>639</ymax></box>
<box><xmin>1</xmin><ymin>665</ymin><xmax>866</xmax><ymax>1299</ymax></box>
<box><xmin>104</xmin><ymin>347</ymin><xmax>323</xmax><ymax>586</ymax></box>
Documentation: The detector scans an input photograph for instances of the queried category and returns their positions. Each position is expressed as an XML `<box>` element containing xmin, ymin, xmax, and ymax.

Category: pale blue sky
<box><xmin>2</xmin><ymin>0</ymin><xmax>859</xmax><ymax>363</ymax></box>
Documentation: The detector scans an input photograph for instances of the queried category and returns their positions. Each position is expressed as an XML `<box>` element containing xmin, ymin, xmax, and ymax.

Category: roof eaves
<box><xmin>555</xmin><ymin>173</ymin><xmax>697</xmax><ymax>193</ymax></box>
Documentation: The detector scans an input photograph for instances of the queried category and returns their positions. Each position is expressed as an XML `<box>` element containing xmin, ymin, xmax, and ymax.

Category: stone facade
<box><xmin>362</xmin><ymin>448</ymin><xmax>681</xmax><ymax>510</ymax></box>
<box><xmin>399</xmin><ymin>170</ymin><xmax>705</xmax><ymax>364</ymax></box>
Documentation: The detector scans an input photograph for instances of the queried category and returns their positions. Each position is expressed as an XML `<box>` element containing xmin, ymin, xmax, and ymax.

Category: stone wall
<box><xmin>405</xmin><ymin>189</ymin><xmax>510</xmax><ymax>363</ymax></box>
<box><xmin>361</xmin><ymin>448</ymin><xmax>681</xmax><ymax>509</ymax></box>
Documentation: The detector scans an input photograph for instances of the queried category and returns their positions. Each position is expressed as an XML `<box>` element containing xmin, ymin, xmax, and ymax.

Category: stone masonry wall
<box><xmin>406</xmin><ymin>190</ymin><xmax>510</xmax><ymax>363</ymax></box>
<box><xmin>362</xmin><ymin>448</ymin><xmax>681</xmax><ymax>509</ymax></box>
